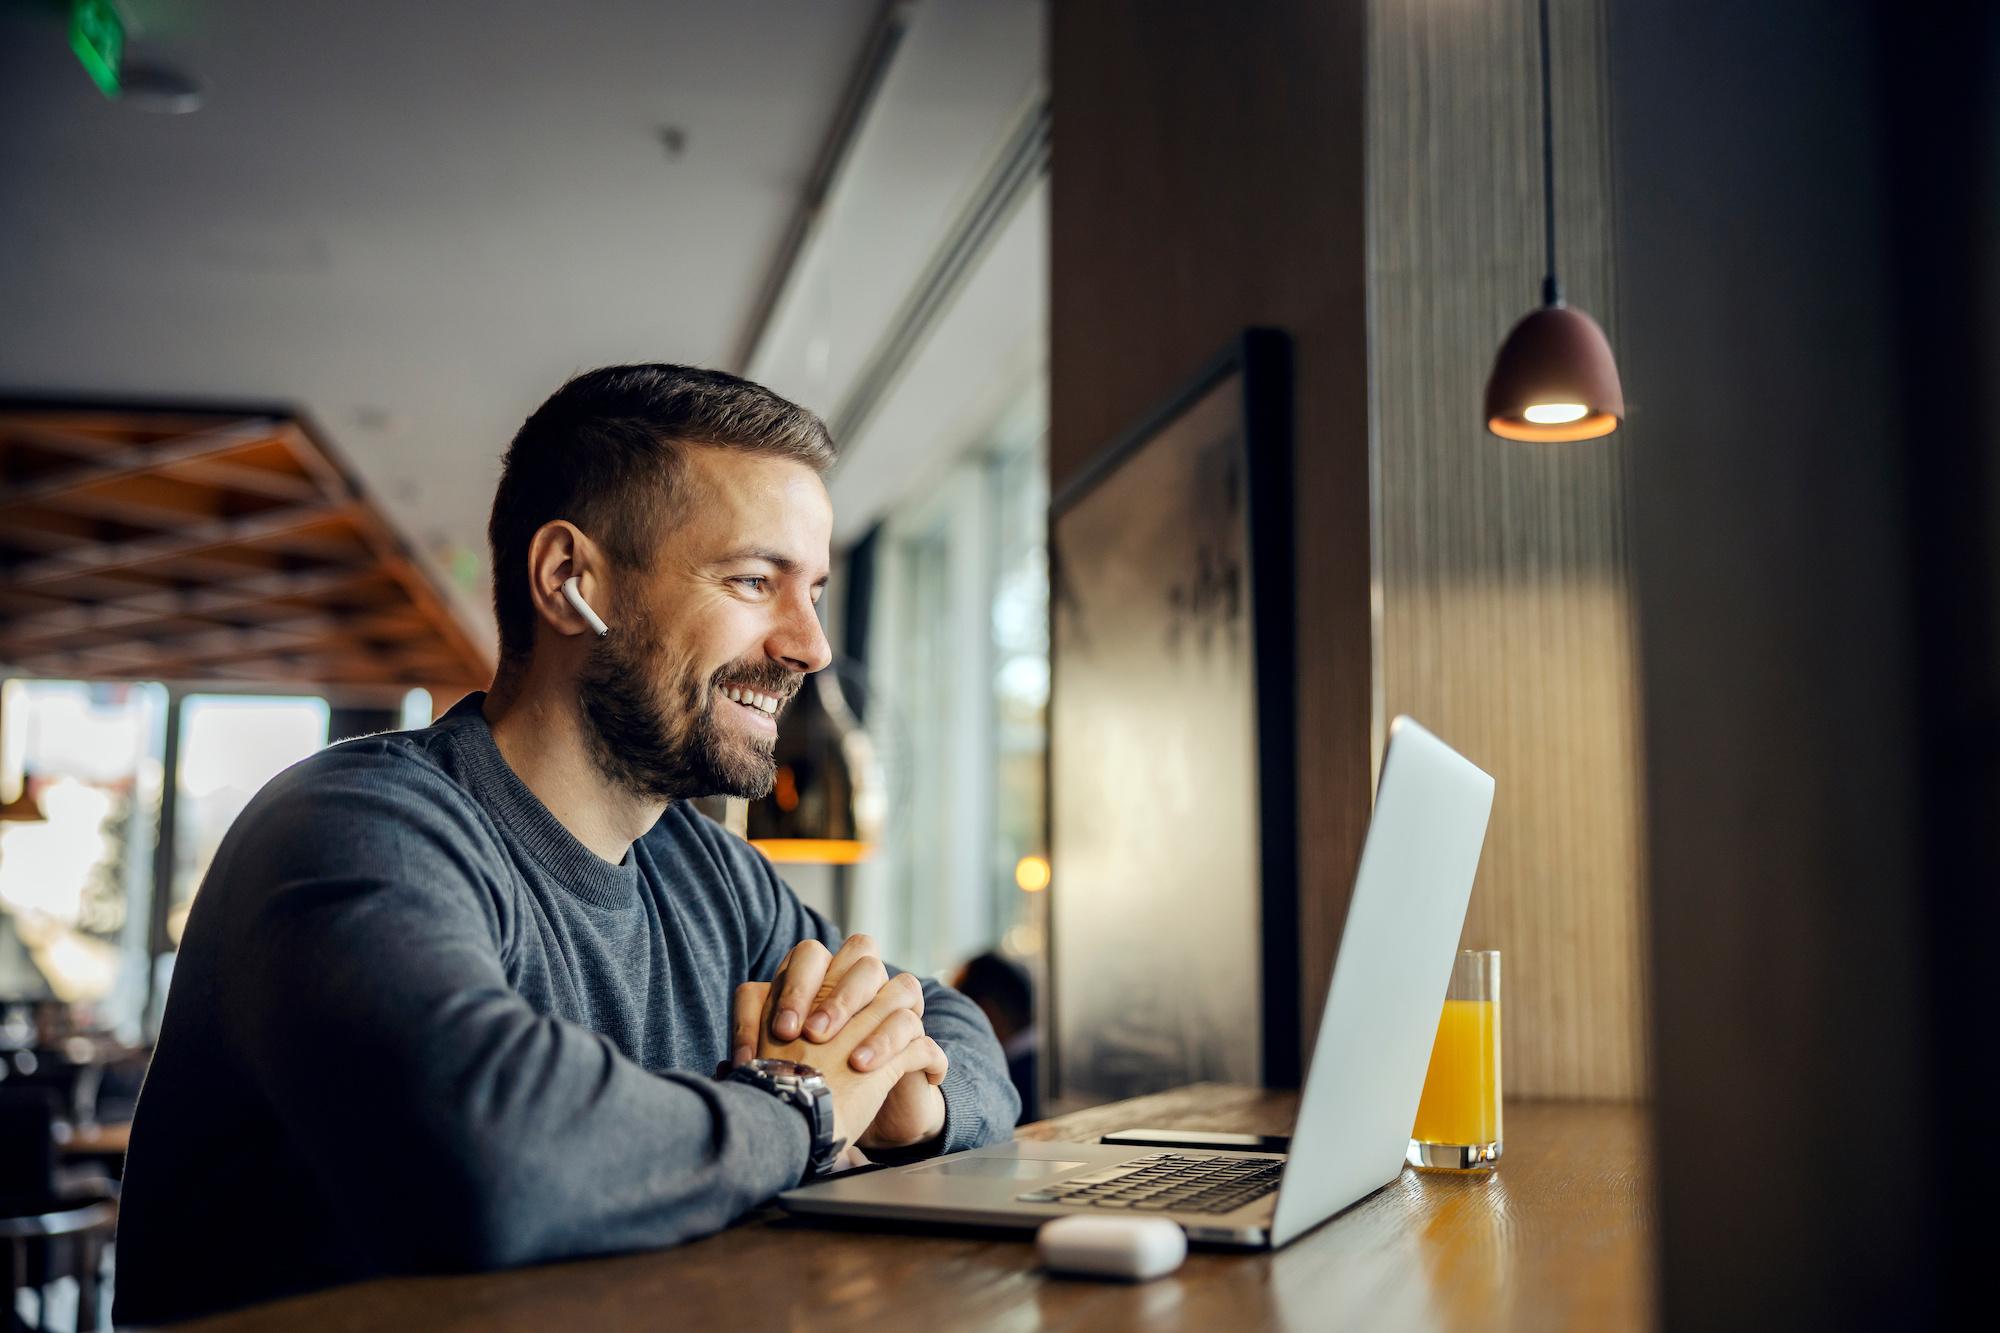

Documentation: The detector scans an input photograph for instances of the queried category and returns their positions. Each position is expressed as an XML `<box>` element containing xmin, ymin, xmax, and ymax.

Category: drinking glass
<box><xmin>1407</xmin><ymin>950</ymin><xmax>1502</xmax><ymax>1170</ymax></box>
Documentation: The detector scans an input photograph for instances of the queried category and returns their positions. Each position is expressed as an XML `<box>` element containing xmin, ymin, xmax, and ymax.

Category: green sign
<box><xmin>69</xmin><ymin>0</ymin><xmax>124</xmax><ymax>99</ymax></box>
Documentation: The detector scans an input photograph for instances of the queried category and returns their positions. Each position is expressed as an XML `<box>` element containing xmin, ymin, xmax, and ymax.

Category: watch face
<box><xmin>751</xmin><ymin>1058</ymin><xmax>821</xmax><ymax>1081</ymax></box>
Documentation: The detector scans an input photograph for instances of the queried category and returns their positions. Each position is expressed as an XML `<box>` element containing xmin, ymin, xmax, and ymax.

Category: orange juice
<box><xmin>1411</xmin><ymin>998</ymin><xmax>1502</xmax><ymax>1145</ymax></box>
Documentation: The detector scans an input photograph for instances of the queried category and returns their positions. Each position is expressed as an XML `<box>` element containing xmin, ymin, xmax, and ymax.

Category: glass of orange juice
<box><xmin>1408</xmin><ymin>950</ymin><xmax>1502</xmax><ymax>1170</ymax></box>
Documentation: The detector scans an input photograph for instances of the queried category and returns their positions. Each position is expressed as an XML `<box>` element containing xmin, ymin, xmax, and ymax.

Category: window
<box><xmin>168</xmin><ymin>694</ymin><xmax>330</xmax><ymax>944</ymax></box>
<box><xmin>0</xmin><ymin>680</ymin><xmax>411</xmax><ymax>1036</ymax></box>
<box><xmin>851</xmin><ymin>409</ymin><xmax>1048</xmax><ymax>984</ymax></box>
<box><xmin>0</xmin><ymin>680</ymin><xmax>167</xmax><ymax>1039</ymax></box>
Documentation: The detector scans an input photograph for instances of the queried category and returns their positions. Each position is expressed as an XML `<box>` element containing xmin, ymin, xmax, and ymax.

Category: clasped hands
<box><xmin>729</xmin><ymin>934</ymin><xmax>949</xmax><ymax>1154</ymax></box>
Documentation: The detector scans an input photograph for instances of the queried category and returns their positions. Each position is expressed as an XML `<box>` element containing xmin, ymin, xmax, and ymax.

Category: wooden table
<box><xmin>173</xmin><ymin>1085</ymin><xmax>1654</xmax><ymax>1332</ymax></box>
<box><xmin>58</xmin><ymin>1120</ymin><xmax>132</xmax><ymax>1158</ymax></box>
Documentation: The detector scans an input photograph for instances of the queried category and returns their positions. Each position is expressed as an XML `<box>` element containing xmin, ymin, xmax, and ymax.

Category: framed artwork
<box><xmin>1048</xmin><ymin>328</ymin><xmax>1298</xmax><ymax>1103</ymax></box>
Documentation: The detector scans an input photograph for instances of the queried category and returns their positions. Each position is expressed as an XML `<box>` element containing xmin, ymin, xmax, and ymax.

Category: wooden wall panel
<box><xmin>1367</xmin><ymin>0</ymin><xmax>1645</xmax><ymax>1098</ymax></box>
<box><xmin>1052</xmin><ymin>0</ymin><xmax>1643</xmax><ymax>1100</ymax></box>
<box><xmin>1051</xmin><ymin>0</ymin><xmax>1374</xmax><ymax>1087</ymax></box>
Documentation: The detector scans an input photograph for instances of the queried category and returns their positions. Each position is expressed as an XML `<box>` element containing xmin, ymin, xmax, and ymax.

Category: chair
<box><xmin>0</xmin><ymin>1091</ymin><xmax>116</xmax><ymax>1333</ymax></box>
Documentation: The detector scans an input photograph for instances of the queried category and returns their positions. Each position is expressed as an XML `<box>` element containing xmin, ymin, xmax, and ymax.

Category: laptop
<box><xmin>780</xmin><ymin>716</ymin><xmax>1495</xmax><ymax>1248</ymax></box>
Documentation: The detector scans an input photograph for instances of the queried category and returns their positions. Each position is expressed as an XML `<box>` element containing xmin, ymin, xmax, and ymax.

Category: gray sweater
<box><xmin>114</xmin><ymin>694</ymin><xmax>1018</xmax><ymax>1324</ymax></box>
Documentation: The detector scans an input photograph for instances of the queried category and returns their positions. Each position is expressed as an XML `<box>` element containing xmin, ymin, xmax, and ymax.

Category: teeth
<box><xmin>721</xmin><ymin>685</ymin><xmax>780</xmax><ymax>715</ymax></box>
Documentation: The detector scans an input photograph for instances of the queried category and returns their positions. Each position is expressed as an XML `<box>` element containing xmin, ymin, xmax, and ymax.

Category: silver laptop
<box><xmin>781</xmin><ymin>716</ymin><xmax>1495</xmax><ymax>1248</ymax></box>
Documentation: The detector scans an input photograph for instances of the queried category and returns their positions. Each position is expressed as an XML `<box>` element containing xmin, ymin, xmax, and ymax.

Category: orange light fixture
<box><xmin>1485</xmin><ymin>304</ymin><xmax>1624</xmax><ymax>441</ymax></box>
<box><xmin>744</xmin><ymin>660</ymin><xmax>887</xmax><ymax>868</ymax></box>
<box><xmin>0</xmin><ymin>687</ymin><xmax>46</xmax><ymax>823</ymax></box>
<box><xmin>1486</xmin><ymin>0</ymin><xmax>1624</xmax><ymax>443</ymax></box>
<box><xmin>0</xmin><ymin>786</ymin><xmax>47</xmax><ymax>823</ymax></box>
<box><xmin>750</xmin><ymin>838</ymin><xmax>872</xmax><ymax>865</ymax></box>
<box><xmin>1014</xmin><ymin>855</ymin><xmax>1051</xmax><ymax>893</ymax></box>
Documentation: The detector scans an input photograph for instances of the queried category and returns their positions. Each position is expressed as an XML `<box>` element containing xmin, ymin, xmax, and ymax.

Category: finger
<box><xmin>842</xmin><ymin>972</ymin><xmax>925</xmax><ymax>1066</ymax></box>
<box><xmin>730</xmin><ymin>982</ymin><xmax>769</xmax><ymax>1067</ymax></box>
<box><xmin>772</xmin><ymin>940</ymin><xmax>831</xmax><ymax>1041</ymax></box>
<box><xmin>817</xmin><ymin>933</ymin><xmax>880</xmax><ymax>991</ymax></box>
<box><xmin>892</xmin><ymin>1035</ymin><xmax>950</xmax><ymax>1087</ymax></box>
<box><xmin>849</xmin><ymin>1007</ymin><xmax>925</xmax><ymax>1072</ymax></box>
<box><xmin>806</xmin><ymin>935</ymin><xmax>880</xmax><ymax>1034</ymax></box>
<box><xmin>808</xmin><ymin>955</ymin><xmax>887</xmax><ymax>1042</ymax></box>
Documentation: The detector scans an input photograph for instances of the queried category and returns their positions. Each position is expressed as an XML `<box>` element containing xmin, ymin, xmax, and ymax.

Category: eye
<box><xmin>732</xmin><ymin>576</ymin><xmax>768</xmax><ymax>594</ymax></box>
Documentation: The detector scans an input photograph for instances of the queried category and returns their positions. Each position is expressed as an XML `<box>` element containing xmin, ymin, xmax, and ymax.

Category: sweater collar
<box><xmin>438</xmin><ymin>692</ymin><xmax>642</xmax><ymax>910</ymax></box>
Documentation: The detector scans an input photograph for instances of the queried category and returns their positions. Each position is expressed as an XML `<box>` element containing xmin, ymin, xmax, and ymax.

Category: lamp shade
<box><xmin>1484</xmin><ymin>303</ymin><xmax>1624</xmax><ymax>441</ymax></box>
<box><xmin>0</xmin><ymin>786</ymin><xmax>46</xmax><ymax>823</ymax></box>
<box><xmin>746</xmin><ymin>659</ymin><xmax>885</xmax><ymax>865</ymax></box>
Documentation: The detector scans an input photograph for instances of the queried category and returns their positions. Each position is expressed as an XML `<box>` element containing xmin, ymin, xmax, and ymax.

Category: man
<box><xmin>951</xmin><ymin>951</ymin><xmax>1039</xmax><ymax>1122</ymax></box>
<box><xmin>114</xmin><ymin>365</ymin><xmax>1020</xmax><ymax>1324</ymax></box>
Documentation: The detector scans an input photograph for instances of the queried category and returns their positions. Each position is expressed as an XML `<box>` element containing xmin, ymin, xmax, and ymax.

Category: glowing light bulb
<box><xmin>1522</xmin><ymin>402</ymin><xmax>1589</xmax><ymax>425</ymax></box>
<box><xmin>1014</xmin><ymin>855</ymin><xmax>1051</xmax><ymax>893</ymax></box>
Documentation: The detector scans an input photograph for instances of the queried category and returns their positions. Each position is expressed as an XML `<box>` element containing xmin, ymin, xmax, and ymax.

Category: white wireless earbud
<box><xmin>561</xmin><ymin>576</ymin><xmax>610</xmax><ymax>637</ymax></box>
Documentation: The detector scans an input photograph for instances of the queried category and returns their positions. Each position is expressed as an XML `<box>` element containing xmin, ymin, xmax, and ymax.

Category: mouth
<box><xmin>716</xmin><ymin>681</ymin><xmax>785</xmax><ymax>731</ymax></box>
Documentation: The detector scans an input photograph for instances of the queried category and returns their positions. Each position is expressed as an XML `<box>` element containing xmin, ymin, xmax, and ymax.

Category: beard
<box><xmin>574</xmin><ymin>597</ymin><xmax>801</xmax><ymax>802</ymax></box>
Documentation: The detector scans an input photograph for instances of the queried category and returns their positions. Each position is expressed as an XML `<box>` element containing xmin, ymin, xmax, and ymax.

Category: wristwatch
<box><xmin>724</xmin><ymin>1057</ymin><xmax>846</xmax><ymax>1180</ymax></box>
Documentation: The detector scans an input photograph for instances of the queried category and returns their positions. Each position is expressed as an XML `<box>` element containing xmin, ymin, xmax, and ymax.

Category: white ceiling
<box><xmin>741</xmin><ymin>0</ymin><xmax>1045</xmax><ymax>544</ymax></box>
<box><xmin>0</xmin><ymin>0</ymin><xmax>883</xmax><ymax>633</ymax></box>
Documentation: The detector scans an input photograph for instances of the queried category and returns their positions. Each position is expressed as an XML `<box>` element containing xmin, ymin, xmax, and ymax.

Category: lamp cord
<box><xmin>1539</xmin><ymin>0</ymin><xmax>1562</xmax><ymax>307</ymax></box>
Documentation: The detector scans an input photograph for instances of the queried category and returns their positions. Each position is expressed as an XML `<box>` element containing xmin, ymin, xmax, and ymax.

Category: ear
<box><xmin>525</xmin><ymin>520</ymin><xmax>608</xmax><ymax>641</ymax></box>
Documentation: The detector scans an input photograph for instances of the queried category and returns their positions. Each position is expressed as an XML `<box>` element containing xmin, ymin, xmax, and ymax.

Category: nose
<box><xmin>769</xmin><ymin>590</ymin><xmax>832</xmax><ymax>676</ymax></box>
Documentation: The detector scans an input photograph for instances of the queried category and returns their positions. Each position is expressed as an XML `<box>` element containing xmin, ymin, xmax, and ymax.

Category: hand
<box><xmin>731</xmin><ymin>934</ymin><xmax>891</xmax><ymax>1064</ymax></box>
<box><xmin>753</xmin><ymin>964</ymin><xmax>948</xmax><ymax>1149</ymax></box>
<box><xmin>732</xmin><ymin>936</ymin><xmax>949</xmax><ymax>1150</ymax></box>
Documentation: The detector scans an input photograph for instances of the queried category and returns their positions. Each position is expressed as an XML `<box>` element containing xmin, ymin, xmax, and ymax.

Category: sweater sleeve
<box><xmin>732</xmin><ymin>834</ymin><xmax>1022</xmax><ymax>1155</ymax></box>
<box><xmin>212</xmin><ymin>752</ymin><xmax>812</xmax><ymax>1275</ymax></box>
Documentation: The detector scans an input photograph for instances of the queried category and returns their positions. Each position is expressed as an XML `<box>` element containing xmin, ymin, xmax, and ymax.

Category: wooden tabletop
<box><xmin>59</xmin><ymin>1120</ymin><xmax>132</xmax><ymax>1157</ymax></box>
<box><xmin>173</xmin><ymin>1085</ymin><xmax>1655</xmax><ymax>1332</ymax></box>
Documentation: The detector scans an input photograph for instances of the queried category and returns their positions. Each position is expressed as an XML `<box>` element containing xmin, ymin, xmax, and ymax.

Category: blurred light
<box><xmin>1002</xmin><ymin>922</ymin><xmax>1045</xmax><ymax>955</ymax></box>
<box><xmin>0</xmin><ymin>777</ymin><xmax>111</xmax><ymax>918</ymax></box>
<box><xmin>1014</xmin><ymin>854</ymin><xmax>1051</xmax><ymax>893</ymax></box>
<box><xmin>1523</xmin><ymin>402</ymin><xmax>1589</xmax><ymax>425</ymax></box>
<box><xmin>751</xmin><ymin>838</ymin><xmax>872</xmax><ymax>865</ymax></box>
<box><xmin>68</xmin><ymin>0</ymin><xmax>123</xmax><ymax>99</ymax></box>
<box><xmin>399</xmin><ymin>688</ymin><xmax>434</xmax><ymax>730</ymax></box>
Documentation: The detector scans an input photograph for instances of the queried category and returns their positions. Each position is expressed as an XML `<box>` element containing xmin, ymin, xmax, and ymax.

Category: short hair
<box><xmin>487</xmin><ymin>363</ymin><xmax>835</xmax><ymax>668</ymax></box>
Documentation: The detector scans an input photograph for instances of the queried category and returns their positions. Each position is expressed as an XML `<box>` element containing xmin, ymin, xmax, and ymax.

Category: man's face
<box><xmin>576</xmin><ymin>446</ymin><xmax>833</xmax><ymax>802</ymax></box>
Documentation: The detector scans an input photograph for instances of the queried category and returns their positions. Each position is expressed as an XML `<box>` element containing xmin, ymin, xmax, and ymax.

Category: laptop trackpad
<box><xmin>908</xmin><ymin>1156</ymin><xmax>1090</xmax><ymax>1179</ymax></box>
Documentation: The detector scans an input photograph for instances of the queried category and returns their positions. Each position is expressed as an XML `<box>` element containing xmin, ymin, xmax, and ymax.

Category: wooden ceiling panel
<box><xmin>1</xmin><ymin>403</ymin><xmax>491</xmax><ymax>692</ymax></box>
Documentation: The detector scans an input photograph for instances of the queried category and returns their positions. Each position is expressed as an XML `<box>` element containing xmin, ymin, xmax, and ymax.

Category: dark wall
<box><xmin>1613</xmin><ymin>1</ymin><xmax>1999</xmax><ymax>1324</ymax></box>
<box><xmin>1050</xmin><ymin>0</ymin><xmax>1373</xmax><ymax>1089</ymax></box>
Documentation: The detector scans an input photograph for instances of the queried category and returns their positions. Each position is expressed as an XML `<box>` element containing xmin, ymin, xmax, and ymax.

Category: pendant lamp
<box><xmin>0</xmin><ymin>688</ymin><xmax>46</xmax><ymax>824</ymax></box>
<box><xmin>1485</xmin><ymin>0</ymin><xmax>1624</xmax><ymax>442</ymax></box>
<box><xmin>746</xmin><ymin>658</ymin><xmax>886</xmax><ymax>865</ymax></box>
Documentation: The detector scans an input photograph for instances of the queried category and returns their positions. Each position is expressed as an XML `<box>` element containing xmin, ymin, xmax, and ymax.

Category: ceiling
<box><xmin>0</xmin><ymin>0</ymin><xmax>1048</xmax><ymax>662</ymax></box>
<box><xmin>0</xmin><ymin>0</ymin><xmax>883</xmax><ymax>640</ymax></box>
<box><xmin>0</xmin><ymin>401</ymin><xmax>494</xmax><ymax>692</ymax></box>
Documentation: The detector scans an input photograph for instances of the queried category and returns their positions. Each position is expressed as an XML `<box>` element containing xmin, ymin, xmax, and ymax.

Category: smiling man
<box><xmin>114</xmin><ymin>365</ymin><xmax>1020</xmax><ymax>1324</ymax></box>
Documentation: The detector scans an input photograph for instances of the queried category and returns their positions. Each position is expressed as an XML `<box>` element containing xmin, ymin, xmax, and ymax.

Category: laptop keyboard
<box><xmin>1014</xmin><ymin>1152</ymin><xmax>1283</xmax><ymax>1215</ymax></box>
